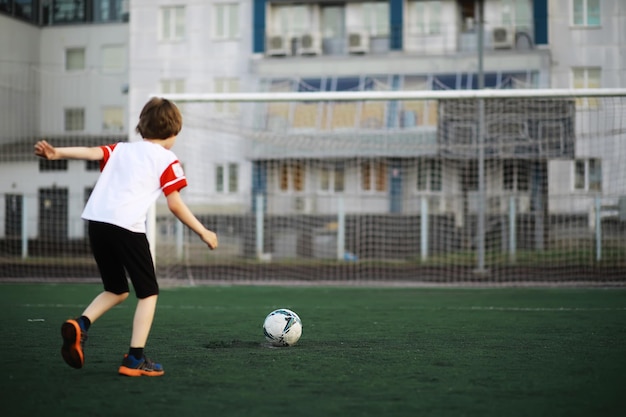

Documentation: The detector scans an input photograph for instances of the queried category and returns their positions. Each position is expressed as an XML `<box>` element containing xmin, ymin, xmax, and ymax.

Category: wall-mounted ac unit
<box><xmin>266</xmin><ymin>35</ymin><xmax>290</xmax><ymax>57</ymax></box>
<box><xmin>299</xmin><ymin>33</ymin><xmax>321</xmax><ymax>56</ymax></box>
<box><xmin>492</xmin><ymin>27</ymin><xmax>514</xmax><ymax>49</ymax></box>
<box><xmin>348</xmin><ymin>32</ymin><xmax>369</xmax><ymax>54</ymax></box>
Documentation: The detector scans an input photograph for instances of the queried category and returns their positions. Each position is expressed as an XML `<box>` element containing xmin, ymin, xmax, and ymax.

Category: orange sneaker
<box><xmin>118</xmin><ymin>354</ymin><xmax>164</xmax><ymax>377</ymax></box>
<box><xmin>60</xmin><ymin>319</ymin><xmax>87</xmax><ymax>369</ymax></box>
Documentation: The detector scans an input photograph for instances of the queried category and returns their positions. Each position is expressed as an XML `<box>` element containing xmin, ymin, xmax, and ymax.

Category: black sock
<box><xmin>78</xmin><ymin>316</ymin><xmax>91</xmax><ymax>331</ymax></box>
<box><xmin>129</xmin><ymin>347</ymin><xmax>144</xmax><ymax>360</ymax></box>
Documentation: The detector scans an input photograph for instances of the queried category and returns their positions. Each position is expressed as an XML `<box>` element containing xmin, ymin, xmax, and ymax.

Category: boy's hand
<box><xmin>34</xmin><ymin>140</ymin><xmax>58</xmax><ymax>160</ymax></box>
<box><xmin>202</xmin><ymin>230</ymin><xmax>218</xmax><ymax>250</ymax></box>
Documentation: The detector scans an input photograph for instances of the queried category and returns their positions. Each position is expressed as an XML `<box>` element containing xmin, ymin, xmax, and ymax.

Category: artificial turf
<box><xmin>1</xmin><ymin>283</ymin><xmax>625</xmax><ymax>417</ymax></box>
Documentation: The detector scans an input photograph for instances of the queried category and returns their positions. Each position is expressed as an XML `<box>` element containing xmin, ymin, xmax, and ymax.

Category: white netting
<box><xmin>1</xmin><ymin>90</ymin><xmax>626</xmax><ymax>284</ymax></box>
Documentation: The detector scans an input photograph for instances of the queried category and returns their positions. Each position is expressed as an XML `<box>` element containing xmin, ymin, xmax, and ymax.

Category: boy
<box><xmin>34</xmin><ymin>97</ymin><xmax>217</xmax><ymax>377</ymax></box>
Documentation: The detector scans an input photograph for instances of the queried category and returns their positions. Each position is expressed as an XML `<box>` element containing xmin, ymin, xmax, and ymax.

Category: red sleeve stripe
<box><xmin>160</xmin><ymin>161</ymin><xmax>188</xmax><ymax>196</ymax></box>
<box><xmin>99</xmin><ymin>144</ymin><xmax>117</xmax><ymax>172</ymax></box>
<box><xmin>162</xmin><ymin>177</ymin><xmax>188</xmax><ymax>196</ymax></box>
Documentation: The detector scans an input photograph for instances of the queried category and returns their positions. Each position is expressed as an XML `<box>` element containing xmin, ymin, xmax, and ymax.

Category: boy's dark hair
<box><xmin>135</xmin><ymin>97</ymin><xmax>183</xmax><ymax>139</ymax></box>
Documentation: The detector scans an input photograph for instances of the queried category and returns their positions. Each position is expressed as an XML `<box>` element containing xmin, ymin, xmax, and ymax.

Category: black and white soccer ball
<box><xmin>263</xmin><ymin>309</ymin><xmax>303</xmax><ymax>347</ymax></box>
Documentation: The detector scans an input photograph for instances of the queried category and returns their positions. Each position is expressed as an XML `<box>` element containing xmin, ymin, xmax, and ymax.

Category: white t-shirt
<box><xmin>82</xmin><ymin>141</ymin><xmax>187</xmax><ymax>233</ymax></box>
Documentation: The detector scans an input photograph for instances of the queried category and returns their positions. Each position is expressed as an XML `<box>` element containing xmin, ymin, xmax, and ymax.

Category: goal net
<box><xmin>1</xmin><ymin>89</ymin><xmax>626</xmax><ymax>285</ymax></box>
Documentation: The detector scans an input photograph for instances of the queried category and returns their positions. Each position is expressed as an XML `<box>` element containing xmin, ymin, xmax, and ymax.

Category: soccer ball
<box><xmin>263</xmin><ymin>309</ymin><xmax>303</xmax><ymax>347</ymax></box>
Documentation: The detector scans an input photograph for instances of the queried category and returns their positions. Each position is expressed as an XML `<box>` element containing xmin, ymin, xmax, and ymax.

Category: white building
<box><xmin>0</xmin><ymin>0</ymin><xmax>624</xmax><ymax>255</ymax></box>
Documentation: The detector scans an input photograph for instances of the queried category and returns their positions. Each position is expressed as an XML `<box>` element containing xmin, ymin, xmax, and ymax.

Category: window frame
<box><xmin>159</xmin><ymin>5</ymin><xmax>185</xmax><ymax>42</ymax></box>
<box><xmin>213</xmin><ymin>2</ymin><xmax>240</xmax><ymax>40</ymax></box>
<box><xmin>361</xmin><ymin>159</ymin><xmax>387</xmax><ymax>193</ymax></box>
<box><xmin>65</xmin><ymin>47</ymin><xmax>86</xmax><ymax>72</ymax></box>
<box><xmin>571</xmin><ymin>0</ymin><xmax>600</xmax><ymax>27</ymax></box>
<box><xmin>573</xmin><ymin>158</ymin><xmax>602</xmax><ymax>192</ymax></box>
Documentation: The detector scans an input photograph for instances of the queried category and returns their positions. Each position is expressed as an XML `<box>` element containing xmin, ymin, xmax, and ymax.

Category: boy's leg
<box><xmin>116</xmin><ymin>230</ymin><xmax>163</xmax><ymax>376</ymax></box>
<box><xmin>130</xmin><ymin>294</ymin><xmax>158</xmax><ymax>348</ymax></box>
<box><xmin>82</xmin><ymin>291</ymin><xmax>130</xmax><ymax>323</ymax></box>
<box><xmin>118</xmin><ymin>294</ymin><xmax>164</xmax><ymax>377</ymax></box>
<box><xmin>61</xmin><ymin>222</ymin><xmax>130</xmax><ymax>369</ymax></box>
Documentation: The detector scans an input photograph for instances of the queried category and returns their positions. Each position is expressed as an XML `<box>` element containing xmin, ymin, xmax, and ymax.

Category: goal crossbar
<box><xmin>160</xmin><ymin>88</ymin><xmax>626</xmax><ymax>103</ymax></box>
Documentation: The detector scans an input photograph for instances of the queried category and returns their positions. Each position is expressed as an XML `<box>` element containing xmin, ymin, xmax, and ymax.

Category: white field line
<box><xmin>14</xmin><ymin>303</ymin><xmax>626</xmax><ymax>312</ymax></box>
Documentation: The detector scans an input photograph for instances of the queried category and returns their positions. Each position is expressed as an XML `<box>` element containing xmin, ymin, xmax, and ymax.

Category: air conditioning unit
<box><xmin>492</xmin><ymin>27</ymin><xmax>514</xmax><ymax>49</ymax></box>
<box><xmin>348</xmin><ymin>32</ymin><xmax>369</xmax><ymax>54</ymax></box>
<box><xmin>299</xmin><ymin>33</ymin><xmax>321</xmax><ymax>56</ymax></box>
<box><xmin>266</xmin><ymin>35</ymin><xmax>290</xmax><ymax>57</ymax></box>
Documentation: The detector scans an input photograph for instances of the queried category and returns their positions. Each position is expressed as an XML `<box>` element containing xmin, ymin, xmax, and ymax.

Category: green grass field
<box><xmin>1</xmin><ymin>283</ymin><xmax>625</xmax><ymax>417</ymax></box>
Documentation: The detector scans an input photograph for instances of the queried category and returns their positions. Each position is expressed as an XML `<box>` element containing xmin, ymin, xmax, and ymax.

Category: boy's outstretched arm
<box><xmin>166</xmin><ymin>191</ymin><xmax>218</xmax><ymax>250</ymax></box>
<box><xmin>34</xmin><ymin>140</ymin><xmax>104</xmax><ymax>161</ymax></box>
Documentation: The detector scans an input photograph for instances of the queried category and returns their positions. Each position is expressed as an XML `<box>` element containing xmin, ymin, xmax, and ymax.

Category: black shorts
<box><xmin>88</xmin><ymin>221</ymin><xmax>159</xmax><ymax>299</ymax></box>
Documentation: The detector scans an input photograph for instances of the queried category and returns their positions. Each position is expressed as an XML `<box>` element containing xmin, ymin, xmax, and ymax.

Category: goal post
<box><xmin>153</xmin><ymin>88</ymin><xmax>626</xmax><ymax>284</ymax></box>
<box><xmin>2</xmin><ymin>88</ymin><xmax>626</xmax><ymax>285</ymax></box>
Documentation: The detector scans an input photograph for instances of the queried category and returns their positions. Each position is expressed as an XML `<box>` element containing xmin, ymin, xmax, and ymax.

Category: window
<box><xmin>39</xmin><ymin>159</ymin><xmax>68</xmax><ymax>171</ymax></box>
<box><xmin>214</xmin><ymin>77</ymin><xmax>239</xmax><ymax>113</ymax></box>
<box><xmin>574</xmin><ymin>158</ymin><xmax>602</xmax><ymax>191</ymax></box>
<box><xmin>573</xmin><ymin>0</ymin><xmax>600</xmax><ymax>27</ymax></box>
<box><xmin>270</xmin><ymin>4</ymin><xmax>311</xmax><ymax>37</ymax></box>
<box><xmin>216</xmin><ymin>163</ymin><xmax>239</xmax><ymax>193</ymax></box>
<box><xmin>53</xmin><ymin>0</ymin><xmax>86</xmax><ymax>23</ymax></box>
<box><xmin>279</xmin><ymin>161</ymin><xmax>305</xmax><ymax>192</ymax></box>
<box><xmin>319</xmin><ymin>163</ymin><xmax>345</xmax><ymax>193</ymax></box>
<box><xmin>408</xmin><ymin>1</ymin><xmax>441</xmax><ymax>35</ymax></box>
<box><xmin>160</xmin><ymin>79</ymin><xmax>185</xmax><ymax>94</ymax></box>
<box><xmin>14</xmin><ymin>0</ymin><xmax>34</xmax><ymax>20</ymax></box>
<box><xmin>572</xmin><ymin>67</ymin><xmax>601</xmax><ymax>107</ymax></box>
<box><xmin>416</xmin><ymin>159</ymin><xmax>442</xmax><ymax>192</ymax></box>
<box><xmin>215</xmin><ymin>163</ymin><xmax>239</xmax><ymax>193</ymax></box>
<box><xmin>362</xmin><ymin>1</ymin><xmax>389</xmax><ymax>36</ymax></box>
<box><xmin>66</xmin><ymin>48</ymin><xmax>85</xmax><ymax>71</ymax></box>
<box><xmin>214</xmin><ymin>3</ymin><xmax>239</xmax><ymax>40</ymax></box>
<box><xmin>85</xmin><ymin>160</ymin><xmax>100</xmax><ymax>171</ymax></box>
<box><xmin>101</xmin><ymin>45</ymin><xmax>125</xmax><ymax>73</ymax></box>
<box><xmin>361</xmin><ymin>160</ymin><xmax>387</xmax><ymax>192</ymax></box>
<box><xmin>503</xmin><ymin>160</ymin><xmax>529</xmax><ymax>192</ymax></box>
<box><xmin>65</xmin><ymin>108</ymin><xmax>85</xmax><ymax>131</ymax></box>
<box><xmin>160</xmin><ymin>6</ymin><xmax>185</xmax><ymax>41</ymax></box>
<box><xmin>102</xmin><ymin>107</ymin><xmax>124</xmax><ymax>133</ymax></box>
<box><xmin>94</xmin><ymin>0</ymin><xmax>125</xmax><ymax>22</ymax></box>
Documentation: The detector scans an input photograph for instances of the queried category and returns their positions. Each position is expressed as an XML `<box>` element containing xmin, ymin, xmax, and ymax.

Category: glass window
<box><xmin>279</xmin><ymin>161</ymin><xmax>305</xmax><ymax>192</ymax></box>
<box><xmin>574</xmin><ymin>160</ymin><xmax>585</xmax><ymax>190</ymax></box>
<box><xmin>66</xmin><ymin>48</ymin><xmax>85</xmax><ymax>71</ymax></box>
<box><xmin>102</xmin><ymin>107</ymin><xmax>124</xmax><ymax>133</ymax></box>
<box><xmin>361</xmin><ymin>160</ymin><xmax>387</xmax><ymax>192</ymax></box>
<box><xmin>228</xmin><ymin>163</ymin><xmax>238</xmax><ymax>193</ymax></box>
<box><xmin>363</xmin><ymin>1</ymin><xmax>389</xmax><ymax>36</ymax></box>
<box><xmin>214</xmin><ymin>77</ymin><xmax>239</xmax><ymax>113</ymax></box>
<box><xmin>85</xmin><ymin>160</ymin><xmax>100</xmax><ymax>171</ymax></box>
<box><xmin>15</xmin><ymin>0</ymin><xmax>34</xmax><ymax>20</ymax></box>
<box><xmin>417</xmin><ymin>159</ymin><xmax>442</xmax><ymax>192</ymax></box>
<box><xmin>573</xmin><ymin>0</ymin><xmax>600</xmax><ymax>26</ymax></box>
<box><xmin>53</xmin><ymin>0</ymin><xmax>85</xmax><ymax>23</ymax></box>
<box><xmin>573</xmin><ymin>67</ymin><xmax>601</xmax><ymax>107</ymax></box>
<box><xmin>65</xmin><ymin>108</ymin><xmax>85</xmax><ymax>131</ymax></box>
<box><xmin>216</xmin><ymin>165</ymin><xmax>224</xmax><ymax>192</ymax></box>
<box><xmin>160</xmin><ymin>79</ymin><xmax>185</xmax><ymax>94</ymax></box>
<box><xmin>40</xmin><ymin>159</ymin><xmax>68</xmax><ymax>171</ymax></box>
<box><xmin>102</xmin><ymin>45</ymin><xmax>125</xmax><ymax>73</ymax></box>
<box><xmin>160</xmin><ymin>6</ymin><xmax>185</xmax><ymax>41</ymax></box>
<box><xmin>270</xmin><ymin>4</ymin><xmax>310</xmax><ymax>37</ymax></box>
<box><xmin>94</xmin><ymin>0</ymin><xmax>125</xmax><ymax>22</ymax></box>
<box><xmin>319</xmin><ymin>164</ymin><xmax>344</xmax><ymax>193</ymax></box>
<box><xmin>588</xmin><ymin>158</ymin><xmax>602</xmax><ymax>191</ymax></box>
<box><xmin>503</xmin><ymin>160</ymin><xmax>529</xmax><ymax>192</ymax></box>
<box><xmin>409</xmin><ymin>1</ymin><xmax>441</xmax><ymax>35</ymax></box>
<box><xmin>214</xmin><ymin>3</ymin><xmax>239</xmax><ymax>40</ymax></box>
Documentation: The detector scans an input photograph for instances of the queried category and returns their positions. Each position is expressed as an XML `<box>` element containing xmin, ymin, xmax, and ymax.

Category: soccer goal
<box><xmin>149</xmin><ymin>88</ymin><xmax>626</xmax><ymax>284</ymax></box>
<box><xmin>2</xmin><ymin>89</ymin><xmax>626</xmax><ymax>285</ymax></box>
